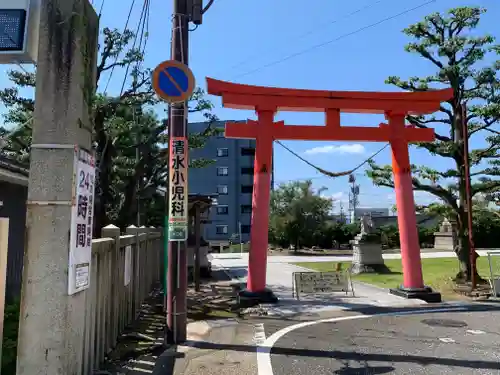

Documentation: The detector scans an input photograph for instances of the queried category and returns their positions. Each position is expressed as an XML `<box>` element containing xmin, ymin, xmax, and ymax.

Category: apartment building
<box><xmin>188</xmin><ymin>121</ymin><xmax>274</xmax><ymax>242</ymax></box>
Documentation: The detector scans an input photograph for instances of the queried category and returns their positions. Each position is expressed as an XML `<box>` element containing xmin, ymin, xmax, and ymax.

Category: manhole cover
<box><xmin>421</xmin><ymin>318</ymin><xmax>468</xmax><ymax>328</ymax></box>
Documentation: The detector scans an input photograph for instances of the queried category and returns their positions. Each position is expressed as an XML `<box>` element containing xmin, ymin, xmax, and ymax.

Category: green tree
<box><xmin>367</xmin><ymin>7</ymin><xmax>500</xmax><ymax>282</ymax></box>
<box><xmin>269</xmin><ymin>180</ymin><xmax>333</xmax><ymax>249</ymax></box>
<box><xmin>0</xmin><ymin>27</ymin><xmax>220</xmax><ymax>231</ymax></box>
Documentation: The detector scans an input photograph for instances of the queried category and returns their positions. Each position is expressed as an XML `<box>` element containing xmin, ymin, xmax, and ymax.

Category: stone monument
<box><xmin>351</xmin><ymin>214</ymin><xmax>389</xmax><ymax>274</ymax></box>
<box><xmin>433</xmin><ymin>217</ymin><xmax>456</xmax><ymax>251</ymax></box>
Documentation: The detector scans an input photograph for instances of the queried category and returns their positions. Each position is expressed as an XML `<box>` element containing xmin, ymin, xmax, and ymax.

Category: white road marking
<box><xmin>466</xmin><ymin>329</ymin><xmax>485</xmax><ymax>335</ymax></box>
<box><xmin>253</xmin><ymin>323</ymin><xmax>267</xmax><ymax>346</ymax></box>
<box><xmin>256</xmin><ymin>306</ymin><xmax>469</xmax><ymax>375</ymax></box>
<box><xmin>439</xmin><ymin>338</ymin><xmax>456</xmax><ymax>343</ymax></box>
<box><xmin>130</xmin><ymin>359</ymin><xmax>156</xmax><ymax>366</ymax></box>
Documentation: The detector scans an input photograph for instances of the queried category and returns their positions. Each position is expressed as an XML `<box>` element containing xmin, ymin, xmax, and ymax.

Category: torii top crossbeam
<box><xmin>206</xmin><ymin>78</ymin><xmax>454</xmax><ymax>142</ymax></box>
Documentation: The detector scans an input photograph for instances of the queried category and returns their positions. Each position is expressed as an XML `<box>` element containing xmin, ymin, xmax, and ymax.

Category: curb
<box><xmin>152</xmin><ymin>318</ymin><xmax>243</xmax><ymax>375</ymax></box>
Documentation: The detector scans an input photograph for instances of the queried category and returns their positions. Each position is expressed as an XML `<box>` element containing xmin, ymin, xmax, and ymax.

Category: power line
<box><xmin>227</xmin><ymin>0</ymin><xmax>387</xmax><ymax>73</ymax></box>
<box><xmin>119</xmin><ymin>0</ymin><xmax>151</xmax><ymax>96</ymax></box>
<box><xmin>98</xmin><ymin>0</ymin><xmax>106</xmax><ymax>17</ymax></box>
<box><xmin>233</xmin><ymin>0</ymin><xmax>437</xmax><ymax>79</ymax></box>
<box><xmin>103</xmin><ymin>0</ymin><xmax>138</xmax><ymax>94</ymax></box>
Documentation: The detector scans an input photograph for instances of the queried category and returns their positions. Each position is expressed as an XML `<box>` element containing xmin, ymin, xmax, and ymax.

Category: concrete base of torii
<box><xmin>239</xmin><ymin>290</ymin><xmax>279</xmax><ymax>308</ymax></box>
<box><xmin>389</xmin><ymin>287</ymin><xmax>442</xmax><ymax>303</ymax></box>
<box><xmin>235</xmin><ymin>284</ymin><xmax>279</xmax><ymax>308</ymax></box>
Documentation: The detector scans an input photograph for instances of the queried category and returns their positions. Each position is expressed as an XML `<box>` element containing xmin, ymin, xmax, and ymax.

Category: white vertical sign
<box><xmin>124</xmin><ymin>245</ymin><xmax>132</xmax><ymax>286</ymax></box>
<box><xmin>68</xmin><ymin>148</ymin><xmax>96</xmax><ymax>295</ymax></box>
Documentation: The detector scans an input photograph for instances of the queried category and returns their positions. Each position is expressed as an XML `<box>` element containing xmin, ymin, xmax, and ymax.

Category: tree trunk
<box><xmin>454</xmin><ymin>216</ymin><xmax>470</xmax><ymax>281</ymax></box>
<box><xmin>453</xmin><ymin>211</ymin><xmax>483</xmax><ymax>283</ymax></box>
<box><xmin>452</xmin><ymin>102</ymin><xmax>483</xmax><ymax>283</ymax></box>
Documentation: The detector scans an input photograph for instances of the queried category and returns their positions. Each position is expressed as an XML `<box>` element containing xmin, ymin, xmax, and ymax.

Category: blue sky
<box><xmin>2</xmin><ymin>0</ymin><xmax>500</xmax><ymax>211</ymax></box>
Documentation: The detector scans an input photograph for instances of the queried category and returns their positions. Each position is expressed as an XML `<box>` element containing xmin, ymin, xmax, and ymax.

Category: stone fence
<box><xmin>81</xmin><ymin>224</ymin><xmax>163</xmax><ymax>374</ymax></box>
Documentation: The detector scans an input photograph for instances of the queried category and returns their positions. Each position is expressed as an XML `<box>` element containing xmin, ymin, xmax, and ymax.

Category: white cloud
<box><xmin>304</xmin><ymin>143</ymin><xmax>365</xmax><ymax>155</ymax></box>
<box><xmin>331</xmin><ymin>192</ymin><xmax>345</xmax><ymax>201</ymax></box>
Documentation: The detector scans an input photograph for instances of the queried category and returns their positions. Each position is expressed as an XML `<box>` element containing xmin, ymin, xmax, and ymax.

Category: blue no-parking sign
<box><xmin>152</xmin><ymin>60</ymin><xmax>195</xmax><ymax>103</ymax></box>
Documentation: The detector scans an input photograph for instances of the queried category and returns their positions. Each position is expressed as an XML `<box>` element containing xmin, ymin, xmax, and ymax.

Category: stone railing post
<box><xmin>139</xmin><ymin>226</ymin><xmax>149</xmax><ymax>301</ymax></box>
<box><xmin>150</xmin><ymin>226</ymin><xmax>162</xmax><ymax>284</ymax></box>
<box><xmin>101</xmin><ymin>224</ymin><xmax>120</xmax><ymax>350</ymax></box>
<box><xmin>149</xmin><ymin>226</ymin><xmax>158</xmax><ymax>288</ymax></box>
<box><xmin>0</xmin><ymin>219</ymin><xmax>8</xmax><ymax>361</ymax></box>
<box><xmin>125</xmin><ymin>225</ymin><xmax>140</xmax><ymax>320</ymax></box>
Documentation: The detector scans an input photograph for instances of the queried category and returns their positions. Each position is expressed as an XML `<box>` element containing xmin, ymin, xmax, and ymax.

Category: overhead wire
<box><xmin>227</xmin><ymin>0</ymin><xmax>387</xmax><ymax>73</ymax></box>
<box><xmin>98</xmin><ymin>0</ymin><xmax>106</xmax><ymax>17</ymax></box>
<box><xmin>103</xmin><ymin>0</ymin><xmax>138</xmax><ymax>94</ymax></box>
<box><xmin>233</xmin><ymin>0</ymin><xmax>437</xmax><ymax>79</ymax></box>
<box><xmin>137</xmin><ymin>0</ymin><xmax>151</xmax><ymax>62</ymax></box>
<box><xmin>119</xmin><ymin>0</ymin><xmax>150</xmax><ymax>96</ymax></box>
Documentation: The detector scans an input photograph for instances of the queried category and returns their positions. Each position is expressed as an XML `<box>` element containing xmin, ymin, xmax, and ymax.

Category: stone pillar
<box><xmin>101</xmin><ymin>224</ymin><xmax>121</xmax><ymax>349</ymax></box>
<box><xmin>433</xmin><ymin>218</ymin><xmax>456</xmax><ymax>251</ymax></box>
<box><xmin>350</xmin><ymin>215</ymin><xmax>387</xmax><ymax>274</ymax></box>
<box><xmin>126</xmin><ymin>225</ymin><xmax>141</xmax><ymax>321</ymax></box>
<box><xmin>0</xmin><ymin>219</ymin><xmax>9</xmax><ymax>358</ymax></box>
<box><xmin>16</xmin><ymin>1</ymin><xmax>98</xmax><ymax>374</ymax></box>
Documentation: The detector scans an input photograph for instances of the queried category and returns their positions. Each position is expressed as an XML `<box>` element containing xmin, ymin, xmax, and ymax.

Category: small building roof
<box><xmin>0</xmin><ymin>155</ymin><xmax>29</xmax><ymax>186</ymax></box>
<box><xmin>188</xmin><ymin>193</ymin><xmax>218</xmax><ymax>213</ymax></box>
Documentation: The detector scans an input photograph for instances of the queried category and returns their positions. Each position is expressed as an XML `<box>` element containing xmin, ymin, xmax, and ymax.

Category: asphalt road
<box><xmin>260</xmin><ymin>304</ymin><xmax>500</xmax><ymax>375</ymax></box>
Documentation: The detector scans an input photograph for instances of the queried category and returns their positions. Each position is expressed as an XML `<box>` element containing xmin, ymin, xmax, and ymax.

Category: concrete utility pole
<box><xmin>164</xmin><ymin>0</ymin><xmax>214</xmax><ymax>344</ymax></box>
<box><xmin>15</xmin><ymin>0</ymin><xmax>98</xmax><ymax>374</ymax></box>
<box><xmin>194</xmin><ymin>204</ymin><xmax>201</xmax><ymax>291</ymax></box>
<box><xmin>166</xmin><ymin>0</ymin><xmax>190</xmax><ymax>343</ymax></box>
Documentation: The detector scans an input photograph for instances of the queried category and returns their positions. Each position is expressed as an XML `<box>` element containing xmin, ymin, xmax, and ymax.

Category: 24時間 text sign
<box><xmin>168</xmin><ymin>137</ymin><xmax>188</xmax><ymax>241</ymax></box>
<box><xmin>68</xmin><ymin>149</ymin><xmax>96</xmax><ymax>295</ymax></box>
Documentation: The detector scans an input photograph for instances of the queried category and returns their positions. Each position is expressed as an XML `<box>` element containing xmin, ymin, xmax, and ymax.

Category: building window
<box><xmin>241</xmin><ymin>225</ymin><xmax>251</xmax><ymax>234</ymax></box>
<box><xmin>216</xmin><ymin>225</ymin><xmax>228</xmax><ymax>235</ymax></box>
<box><xmin>217</xmin><ymin>167</ymin><xmax>228</xmax><ymax>176</ymax></box>
<box><xmin>241</xmin><ymin>147</ymin><xmax>255</xmax><ymax>156</ymax></box>
<box><xmin>217</xmin><ymin>185</ymin><xmax>228</xmax><ymax>195</ymax></box>
<box><xmin>241</xmin><ymin>167</ymin><xmax>253</xmax><ymax>175</ymax></box>
<box><xmin>216</xmin><ymin>205</ymin><xmax>229</xmax><ymax>215</ymax></box>
<box><xmin>217</xmin><ymin>148</ymin><xmax>228</xmax><ymax>157</ymax></box>
<box><xmin>241</xmin><ymin>205</ymin><xmax>252</xmax><ymax>214</ymax></box>
<box><xmin>241</xmin><ymin>185</ymin><xmax>253</xmax><ymax>194</ymax></box>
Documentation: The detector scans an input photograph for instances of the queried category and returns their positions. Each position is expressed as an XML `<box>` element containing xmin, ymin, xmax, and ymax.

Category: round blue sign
<box><xmin>152</xmin><ymin>60</ymin><xmax>195</xmax><ymax>103</ymax></box>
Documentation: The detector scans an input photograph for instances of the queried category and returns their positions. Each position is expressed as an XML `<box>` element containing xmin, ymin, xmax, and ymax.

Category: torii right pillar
<box><xmin>387</xmin><ymin>112</ymin><xmax>441</xmax><ymax>303</ymax></box>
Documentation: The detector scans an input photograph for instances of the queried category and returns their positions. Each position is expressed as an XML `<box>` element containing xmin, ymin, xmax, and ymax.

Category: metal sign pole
<box><xmin>238</xmin><ymin>221</ymin><xmax>243</xmax><ymax>258</ymax></box>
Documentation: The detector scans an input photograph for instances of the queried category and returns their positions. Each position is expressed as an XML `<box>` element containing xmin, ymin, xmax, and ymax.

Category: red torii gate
<box><xmin>207</xmin><ymin>77</ymin><xmax>453</xmax><ymax>304</ymax></box>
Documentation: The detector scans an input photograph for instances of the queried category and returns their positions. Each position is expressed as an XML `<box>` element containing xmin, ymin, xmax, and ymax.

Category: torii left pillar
<box><xmin>239</xmin><ymin>109</ymin><xmax>279</xmax><ymax>305</ymax></box>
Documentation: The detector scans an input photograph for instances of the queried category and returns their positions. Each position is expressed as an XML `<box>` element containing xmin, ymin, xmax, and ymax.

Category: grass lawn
<box><xmin>293</xmin><ymin>256</ymin><xmax>500</xmax><ymax>300</ymax></box>
<box><xmin>226</xmin><ymin>243</ymin><xmax>249</xmax><ymax>253</ymax></box>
